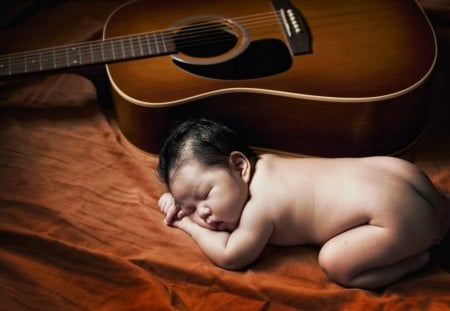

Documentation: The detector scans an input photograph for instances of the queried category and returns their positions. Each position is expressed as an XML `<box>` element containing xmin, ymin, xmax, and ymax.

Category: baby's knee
<box><xmin>318</xmin><ymin>247</ymin><xmax>353</xmax><ymax>286</ymax></box>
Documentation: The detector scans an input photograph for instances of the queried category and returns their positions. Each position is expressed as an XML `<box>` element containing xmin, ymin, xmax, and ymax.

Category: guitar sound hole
<box><xmin>173</xmin><ymin>39</ymin><xmax>293</xmax><ymax>80</ymax></box>
<box><xmin>175</xmin><ymin>22</ymin><xmax>238</xmax><ymax>58</ymax></box>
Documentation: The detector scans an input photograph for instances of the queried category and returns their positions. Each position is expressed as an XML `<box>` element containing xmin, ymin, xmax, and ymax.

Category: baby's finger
<box><xmin>161</xmin><ymin>200</ymin><xmax>171</xmax><ymax>214</ymax></box>
<box><xmin>177</xmin><ymin>209</ymin><xmax>186</xmax><ymax>219</ymax></box>
<box><xmin>164</xmin><ymin>204</ymin><xmax>179</xmax><ymax>225</ymax></box>
<box><xmin>159</xmin><ymin>193</ymin><xmax>173</xmax><ymax>213</ymax></box>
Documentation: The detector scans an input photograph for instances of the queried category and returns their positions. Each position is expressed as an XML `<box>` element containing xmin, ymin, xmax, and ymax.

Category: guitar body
<box><xmin>104</xmin><ymin>0</ymin><xmax>437</xmax><ymax>156</ymax></box>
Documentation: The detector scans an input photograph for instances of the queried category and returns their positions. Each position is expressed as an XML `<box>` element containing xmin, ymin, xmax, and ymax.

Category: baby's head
<box><xmin>157</xmin><ymin>118</ymin><xmax>256</xmax><ymax>186</ymax></box>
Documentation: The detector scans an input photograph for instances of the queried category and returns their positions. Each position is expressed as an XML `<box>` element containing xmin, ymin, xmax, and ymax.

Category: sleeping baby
<box><xmin>157</xmin><ymin>118</ymin><xmax>450</xmax><ymax>290</ymax></box>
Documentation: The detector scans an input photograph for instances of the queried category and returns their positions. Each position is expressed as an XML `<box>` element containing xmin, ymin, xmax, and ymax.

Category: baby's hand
<box><xmin>159</xmin><ymin>192</ymin><xmax>184</xmax><ymax>225</ymax></box>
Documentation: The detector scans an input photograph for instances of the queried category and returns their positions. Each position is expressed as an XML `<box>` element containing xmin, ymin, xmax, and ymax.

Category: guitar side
<box><xmin>105</xmin><ymin>0</ymin><xmax>437</xmax><ymax>156</ymax></box>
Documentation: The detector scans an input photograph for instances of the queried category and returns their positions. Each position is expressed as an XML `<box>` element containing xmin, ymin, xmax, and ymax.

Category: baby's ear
<box><xmin>229</xmin><ymin>151</ymin><xmax>251</xmax><ymax>183</ymax></box>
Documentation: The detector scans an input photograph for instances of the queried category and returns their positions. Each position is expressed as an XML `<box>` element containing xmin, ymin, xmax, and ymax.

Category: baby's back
<box><xmin>249</xmin><ymin>155</ymin><xmax>440</xmax><ymax>246</ymax></box>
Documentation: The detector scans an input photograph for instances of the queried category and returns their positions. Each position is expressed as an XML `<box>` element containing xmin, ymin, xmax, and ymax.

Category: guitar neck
<box><xmin>0</xmin><ymin>31</ymin><xmax>177</xmax><ymax>78</ymax></box>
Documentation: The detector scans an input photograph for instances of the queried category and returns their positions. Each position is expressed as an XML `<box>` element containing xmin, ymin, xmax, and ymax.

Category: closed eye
<box><xmin>197</xmin><ymin>188</ymin><xmax>211</xmax><ymax>200</ymax></box>
<box><xmin>204</xmin><ymin>189</ymin><xmax>211</xmax><ymax>199</ymax></box>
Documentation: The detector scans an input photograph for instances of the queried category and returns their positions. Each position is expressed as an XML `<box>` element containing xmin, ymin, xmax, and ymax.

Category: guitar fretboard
<box><xmin>0</xmin><ymin>31</ymin><xmax>177</xmax><ymax>77</ymax></box>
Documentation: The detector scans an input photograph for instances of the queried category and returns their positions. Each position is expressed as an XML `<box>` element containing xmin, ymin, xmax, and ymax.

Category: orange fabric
<box><xmin>0</xmin><ymin>1</ymin><xmax>449</xmax><ymax>309</ymax></box>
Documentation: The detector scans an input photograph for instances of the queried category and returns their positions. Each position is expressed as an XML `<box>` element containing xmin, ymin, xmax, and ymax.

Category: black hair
<box><xmin>157</xmin><ymin>118</ymin><xmax>256</xmax><ymax>185</ymax></box>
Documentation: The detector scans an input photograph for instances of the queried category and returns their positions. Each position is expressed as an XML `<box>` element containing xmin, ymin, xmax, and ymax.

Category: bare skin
<box><xmin>159</xmin><ymin>154</ymin><xmax>450</xmax><ymax>290</ymax></box>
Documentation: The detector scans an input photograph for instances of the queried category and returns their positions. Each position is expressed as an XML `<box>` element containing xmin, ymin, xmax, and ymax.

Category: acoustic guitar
<box><xmin>0</xmin><ymin>0</ymin><xmax>437</xmax><ymax>156</ymax></box>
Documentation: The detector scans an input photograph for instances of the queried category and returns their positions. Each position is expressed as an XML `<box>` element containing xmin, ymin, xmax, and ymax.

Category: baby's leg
<box><xmin>318</xmin><ymin>224</ymin><xmax>431</xmax><ymax>289</ymax></box>
<box><xmin>318</xmin><ymin>190</ymin><xmax>441</xmax><ymax>289</ymax></box>
<box><xmin>343</xmin><ymin>251</ymin><xmax>431</xmax><ymax>288</ymax></box>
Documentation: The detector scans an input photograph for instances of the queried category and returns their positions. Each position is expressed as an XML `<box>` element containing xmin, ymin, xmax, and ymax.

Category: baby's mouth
<box><xmin>206</xmin><ymin>218</ymin><xmax>223</xmax><ymax>230</ymax></box>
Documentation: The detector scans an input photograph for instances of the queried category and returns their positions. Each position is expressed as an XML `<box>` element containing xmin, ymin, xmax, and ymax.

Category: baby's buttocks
<box><xmin>311</xmin><ymin>157</ymin><xmax>441</xmax><ymax>245</ymax></box>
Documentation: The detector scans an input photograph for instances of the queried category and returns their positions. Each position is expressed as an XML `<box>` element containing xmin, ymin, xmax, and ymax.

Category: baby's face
<box><xmin>169</xmin><ymin>160</ymin><xmax>249</xmax><ymax>231</ymax></box>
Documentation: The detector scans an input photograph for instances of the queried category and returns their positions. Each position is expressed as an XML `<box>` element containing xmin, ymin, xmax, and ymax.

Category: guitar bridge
<box><xmin>272</xmin><ymin>0</ymin><xmax>312</xmax><ymax>55</ymax></box>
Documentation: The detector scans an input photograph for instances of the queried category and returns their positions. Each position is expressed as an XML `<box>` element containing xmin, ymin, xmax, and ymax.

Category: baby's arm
<box><xmin>158</xmin><ymin>193</ymin><xmax>273</xmax><ymax>270</ymax></box>
<box><xmin>175</xmin><ymin>216</ymin><xmax>273</xmax><ymax>270</ymax></box>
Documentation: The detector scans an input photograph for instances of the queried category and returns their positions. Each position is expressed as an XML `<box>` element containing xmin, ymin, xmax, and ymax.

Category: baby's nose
<box><xmin>198</xmin><ymin>205</ymin><xmax>211</xmax><ymax>219</ymax></box>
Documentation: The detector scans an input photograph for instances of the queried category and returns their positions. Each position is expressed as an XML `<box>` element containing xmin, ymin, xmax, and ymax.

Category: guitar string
<box><xmin>146</xmin><ymin>14</ymin><xmax>283</xmax><ymax>50</ymax></box>
<box><xmin>87</xmin><ymin>11</ymin><xmax>283</xmax><ymax>55</ymax></box>
<box><xmin>1</xmin><ymin>11</ymin><xmax>288</xmax><ymax>74</ymax></box>
<box><xmin>163</xmin><ymin>11</ymin><xmax>281</xmax><ymax>40</ymax></box>
<box><xmin>4</xmin><ymin>12</ymin><xmax>282</xmax><ymax>61</ymax></box>
<box><xmin>0</xmin><ymin>11</ymin><xmax>280</xmax><ymax>54</ymax></box>
<box><xmin>171</xmin><ymin>20</ymin><xmax>282</xmax><ymax>52</ymax></box>
<box><xmin>94</xmin><ymin>14</ymin><xmax>282</xmax><ymax>55</ymax></box>
<box><xmin>4</xmin><ymin>10</ymin><xmax>281</xmax><ymax>55</ymax></box>
<box><xmin>1</xmin><ymin>12</ymin><xmax>282</xmax><ymax>69</ymax></box>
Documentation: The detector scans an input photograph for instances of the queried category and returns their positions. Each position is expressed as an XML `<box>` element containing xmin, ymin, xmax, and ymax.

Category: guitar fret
<box><xmin>128</xmin><ymin>37</ymin><xmax>135</xmax><ymax>58</ymax></box>
<box><xmin>137</xmin><ymin>35</ymin><xmax>144</xmax><ymax>56</ymax></box>
<box><xmin>92</xmin><ymin>42</ymin><xmax>105</xmax><ymax>63</ymax></box>
<box><xmin>120</xmin><ymin>39</ymin><xmax>126</xmax><ymax>58</ymax></box>
<box><xmin>0</xmin><ymin>55</ymin><xmax>10</xmax><ymax>76</ymax></box>
<box><xmin>77</xmin><ymin>46</ymin><xmax>82</xmax><ymax>65</ymax></box>
<box><xmin>67</xmin><ymin>46</ymin><xmax>80</xmax><ymax>66</ymax></box>
<box><xmin>128</xmin><ymin>39</ymin><xmax>134</xmax><ymax>58</ymax></box>
<box><xmin>165</xmin><ymin>31</ymin><xmax>176</xmax><ymax>54</ymax></box>
<box><xmin>100</xmin><ymin>40</ymin><xmax>113</xmax><ymax>62</ymax></box>
<box><xmin>53</xmin><ymin>49</ymin><xmax>56</xmax><ymax>69</ymax></box>
<box><xmin>124</xmin><ymin>37</ymin><xmax>131</xmax><ymax>58</ymax></box>
<box><xmin>9</xmin><ymin>54</ymin><xmax>25</xmax><ymax>75</ymax></box>
<box><xmin>0</xmin><ymin>57</ymin><xmax>6</xmax><ymax>76</ymax></box>
<box><xmin>79</xmin><ymin>45</ymin><xmax>90</xmax><ymax>65</ymax></box>
<box><xmin>101</xmin><ymin>40</ymin><xmax>112</xmax><ymax>62</ymax></box>
<box><xmin>89</xmin><ymin>43</ymin><xmax>94</xmax><ymax>63</ymax></box>
<box><xmin>41</xmin><ymin>50</ymin><xmax>54</xmax><ymax>70</ymax></box>
<box><xmin>109</xmin><ymin>41</ymin><xmax>116</xmax><ymax>61</ymax></box>
<box><xmin>26</xmin><ymin>52</ymin><xmax>41</xmax><ymax>72</ymax></box>
<box><xmin>146</xmin><ymin>35</ymin><xmax>152</xmax><ymax>55</ymax></box>
<box><xmin>161</xmin><ymin>33</ymin><xmax>167</xmax><ymax>53</ymax></box>
<box><xmin>128</xmin><ymin>37</ymin><xmax>135</xmax><ymax>57</ymax></box>
<box><xmin>131</xmin><ymin>36</ymin><xmax>140</xmax><ymax>57</ymax></box>
<box><xmin>55</xmin><ymin>48</ymin><xmax>67</xmax><ymax>69</ymax></box>
<box><xmin>116</xmin><ymin>39</ymin><xmax>124</xmax><ymax>59</ymax></box>
<box><xmin>154</xmin><ymin>33</ymin><xmax>160</xmax><ymax>54</ymax></box>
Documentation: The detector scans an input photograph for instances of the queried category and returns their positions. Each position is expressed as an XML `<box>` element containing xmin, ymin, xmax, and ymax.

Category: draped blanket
<box><xmin>1</xmin><ymin>1</ymin><xmax>449</xmax><ymax>309</ymax></box>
